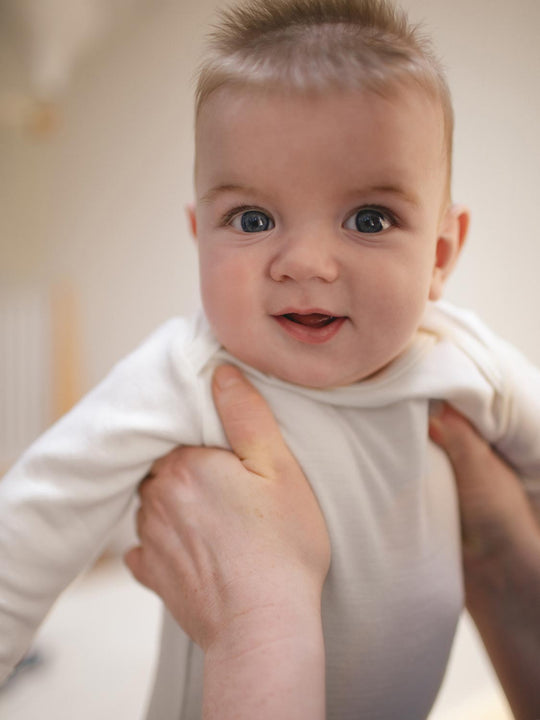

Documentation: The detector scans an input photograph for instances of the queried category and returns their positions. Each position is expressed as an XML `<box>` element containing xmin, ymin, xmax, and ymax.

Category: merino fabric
<box><xmin>0</xmin><ymin>300</ymin><xmax>539</xmax><ymax>718</ymax></box>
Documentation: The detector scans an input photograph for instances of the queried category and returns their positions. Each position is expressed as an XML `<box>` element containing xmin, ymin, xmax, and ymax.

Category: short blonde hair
<box><xmin>196</xmin><ymin>0</ymin><xmax>454</xmax><ymax>192</ymax></box>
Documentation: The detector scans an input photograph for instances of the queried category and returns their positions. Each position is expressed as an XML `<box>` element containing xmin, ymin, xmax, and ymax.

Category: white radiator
<box><xmin>0</xmin><ymin>286</ymin><xmax>53</xmax><ymax>470</ymax></box>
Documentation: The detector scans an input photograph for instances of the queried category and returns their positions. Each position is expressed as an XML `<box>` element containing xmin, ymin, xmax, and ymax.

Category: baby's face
<box><xmin>193</xmin><ymin>85</ymin><xmax>453</xmax><ymax>388</ymax></box>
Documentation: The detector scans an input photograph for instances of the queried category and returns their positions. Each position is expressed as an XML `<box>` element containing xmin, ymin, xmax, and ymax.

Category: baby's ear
<box><xmin>429</xmin><ymin>204</ymin><xmax>470</xmax><ymax>301</ymax></box>
<box><xmin>185</xmin><ymin>204</ymin><xmax>197</xmax><ymax>240</ymax></box>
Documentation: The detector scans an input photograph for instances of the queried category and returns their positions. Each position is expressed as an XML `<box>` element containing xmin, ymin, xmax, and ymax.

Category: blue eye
<box><xmin>232</xmin><ymin>210</ymin><xmax>274</xmax><ymax>233</ymax></box>
<box><xmin>345</xmin><ymin>209</ymin><xmax>392</xmax><ymax>234</ymax></box>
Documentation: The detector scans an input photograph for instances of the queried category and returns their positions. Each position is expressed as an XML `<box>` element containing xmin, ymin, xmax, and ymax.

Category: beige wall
<box><xmin>1</xmin><ymin>0</ymin><xmax>540</xmax><ymax>395</ymax></box>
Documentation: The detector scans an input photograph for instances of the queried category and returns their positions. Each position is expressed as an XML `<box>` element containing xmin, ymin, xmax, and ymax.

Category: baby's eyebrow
<box><xmin>200</xmin><ymin>182</ymin><xmax>421</xmax><ymax>207</ymax></box>
<box><xmin>200</xmin><ymin>183</ymin><xmax>259</xmax><ymax>204</ymax></box>
<box><xmin>356</xmin><ymin>184</ymin><xmax>421</xmax><ymax>207</ymax></box>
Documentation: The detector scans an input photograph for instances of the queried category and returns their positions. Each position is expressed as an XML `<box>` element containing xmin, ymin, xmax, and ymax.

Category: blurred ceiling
<box><xmin>0</xmin><ymin>0</ymin><xmax>155</xmax><ymax>134</ymax></box>
<box><xmin>0</xmin><ymin>0</ymin><xmax>149</xmax><ymax>98</ymax></box>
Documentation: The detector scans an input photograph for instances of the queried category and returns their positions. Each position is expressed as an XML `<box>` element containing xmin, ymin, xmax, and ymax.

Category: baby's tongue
<box><xmin>286</xmin><ymin>313</ymin><xmax>332</xmax><ymax>328</ymax></box>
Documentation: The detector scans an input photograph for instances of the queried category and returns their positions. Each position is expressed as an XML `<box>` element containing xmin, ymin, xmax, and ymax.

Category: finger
<box><xmin>430</xmin><ymin>406</ymin><xmax>540</xmax><ymax>569</ymax></box>
<box><xmin>428</xmin><ymin>403</ymin><xmax>518</xmax><ymax>506</ymax></box>
<box><xmin>124</xmin><ymin>546</ymin><xmax>146</xmax><ymax>587</ymax></box>
<box><xmin>125</xmin><ymin>546</ymin><xmax>166</xmax><ymax>597</ymax></box>
<box><xmin>429</xmin><ymin>403</ymin><xmax>492</xmax><ymax>476</ymax></box>
<box><xmin>135</xmin><ymin>503</ymin><xmax>143</xmax><ymax>538</ymax></box>
<box><xmin>212</xmin><ymin>364</ymin><xmax>295</xmax><ymax>478</ymax></box>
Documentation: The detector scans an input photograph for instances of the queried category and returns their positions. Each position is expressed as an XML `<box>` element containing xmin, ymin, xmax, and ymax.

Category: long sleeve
<box><xmin>0</xmin><ymin>317</ymin><xmax>209</xmax><ymax>682</ymax></box>
<box><xmin>421</xmin><ymin>301</ymin><xmax>540</xmax><ymax>484</ymax></box>
<box><xmin>490</xmin><ymin>337</ymin><xmax>540</xmax><ymax>481</ymax></box>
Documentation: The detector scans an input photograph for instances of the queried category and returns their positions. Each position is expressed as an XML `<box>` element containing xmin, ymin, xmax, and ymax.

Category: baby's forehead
<box><xmin>194</xmin><ymin>82</ymin><xmax>450</xmax><ymax>205</ymax></box>
<box><xmin>195</xmin><ymin>80</ymin><xmax>447</xmax><ymax>153</ymax></box>
<box><xmin>198</xmin><ymin>77</ymin><xmax>442</xmax><ymax>119</ymax></box>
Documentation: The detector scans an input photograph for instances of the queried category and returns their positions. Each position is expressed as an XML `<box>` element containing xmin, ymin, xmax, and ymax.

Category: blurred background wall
<box><xmin>1</xmin><ymin>0</ymin><xmax>539</xmax><ymax>456</ymax></box>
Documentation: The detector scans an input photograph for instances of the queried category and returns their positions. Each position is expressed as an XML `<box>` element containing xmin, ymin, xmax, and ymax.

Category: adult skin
<box><xmin>126</xmin><ymin>367</ymin><xmax>540</xmax><ymax>720</ymax></box>
<box><xmin>429</xmin><ymin>405</ymin><xmax>540</xmax><ymax>720</ymax></box>
<box><xmin>126</xmin><ymin>364</ymin><xmax>330</xmax><ymax>720</ymax></box>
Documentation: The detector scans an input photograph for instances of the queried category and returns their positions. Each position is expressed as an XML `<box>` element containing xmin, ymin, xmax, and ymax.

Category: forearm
<box><xmin>429</xmin><ymin>404</ymin><xmax>540</xmax><ymax>717</ymax></box>
<box><xmin>464</xmin><ymin>529</ymin><xmax>540</xmax><ymax>720</ymax></box>
<box><xmin>202</xmin><ymin>601</ymin><xmax>326</xmax><ymax>720</ymax></box>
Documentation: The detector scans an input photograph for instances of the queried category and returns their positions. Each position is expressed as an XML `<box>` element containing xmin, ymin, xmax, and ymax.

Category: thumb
<box><xmin>429</xmin><ymin>403</ymin><xmax>532</xmax><ymax>503</ymax></box>
<box><xmin>429</xmin><ymin>404</ymin><xmax>490</xmax><ymax>477</ymax></box>
<box><xmin>212</xmin><ymin>364</ymin><xmax>294</xmax><ymax>478</ymax></box>
<box><xmin>429</xmin><ymin>406</ymin><xmax>539</xmax><ymax>563</ymax></box>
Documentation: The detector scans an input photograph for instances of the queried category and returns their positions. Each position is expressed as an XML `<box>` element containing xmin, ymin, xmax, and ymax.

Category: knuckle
<box><xmin>139</xmin><ymin>483</ymin><xmax>176</xmax><ymax>531</ymax></box>
<box><xmin>150</xmin><ymin>445</ymin><xmax>189</xmax><ymax>476</ymax></box>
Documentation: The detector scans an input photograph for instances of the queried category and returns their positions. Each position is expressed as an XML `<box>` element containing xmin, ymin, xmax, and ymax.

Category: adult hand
<box><xmin>429</xmin><ymin>404</ymin><xmax>540</xmax><ymax>720</ymax></box>
<box><xmin>125</xmin><ymin>364</ymin><xmax>330</xmax><ymax>720</ymax></box>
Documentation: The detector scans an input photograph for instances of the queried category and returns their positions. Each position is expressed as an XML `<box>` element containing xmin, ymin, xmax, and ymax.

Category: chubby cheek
<box><xmin>363</xmin><ymin>256</ymin><xmax>433</xmax><ymax>348</ymax></box>
<box><xmin>198</xmin><ymin>253</ymin><xmax>258</xmax><ymax>352</ymax></box>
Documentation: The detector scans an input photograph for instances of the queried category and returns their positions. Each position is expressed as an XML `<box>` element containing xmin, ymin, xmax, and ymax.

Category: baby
<box><xmin>1</xmin><ymin>0</ymin><xmax>540</xmax><ymax>718</ymax></box>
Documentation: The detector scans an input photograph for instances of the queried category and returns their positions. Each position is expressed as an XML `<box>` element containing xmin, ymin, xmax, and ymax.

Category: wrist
<box><xmin>207</xmin><ymin>588</ymin><xmax>323</xmax><ymax>661</ymax></box>
<box><xmin>203</xmin><ymin>598</ymin><xmax>325</xmax><ymax>720</ymax></box>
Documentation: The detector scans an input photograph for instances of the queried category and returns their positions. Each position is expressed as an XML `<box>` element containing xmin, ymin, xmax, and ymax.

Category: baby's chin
<box><xmin>213</xmin><ymin>324</ymin><xmax>411</xmax><ymax>390</ymax></box>
<box><xmin>222</xmin><ymin>349</ymin><xmax>382</xmax><ymax>390</ymax></box>
<box><xmin>268</xmin><ymin>364</ymin><xmax>390</xmax><ymax>390</ymax></box>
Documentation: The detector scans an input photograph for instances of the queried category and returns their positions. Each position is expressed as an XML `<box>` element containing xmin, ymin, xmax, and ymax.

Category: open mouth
<box><xmin>283</xmin><ymin>313</ymin><xmax>337</xmax><ymax>328</ymax></box>
<box><xmin>274</xmin><ymin>311</ymin><xmax>346</xmax><ymax>344</ymax></box>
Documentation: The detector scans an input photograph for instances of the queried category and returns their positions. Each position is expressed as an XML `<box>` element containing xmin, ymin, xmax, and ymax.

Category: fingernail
<box><xmin>214</xmin><ymin>364</ymin><xmax>242</xmax><ymax>390</ymax></box>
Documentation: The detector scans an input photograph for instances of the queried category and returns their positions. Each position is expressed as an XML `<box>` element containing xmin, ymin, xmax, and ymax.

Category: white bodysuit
<box><xmin>1</xmin><ymin>300</ymin><xmax>539</xmax><ymax>719</ymax></box>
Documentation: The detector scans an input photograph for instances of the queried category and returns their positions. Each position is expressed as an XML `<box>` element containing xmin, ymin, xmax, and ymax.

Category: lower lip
<box><xmin>273</xmin><ymin>315</ymin><xmax>347</xmax><ymax>344</ymax></box>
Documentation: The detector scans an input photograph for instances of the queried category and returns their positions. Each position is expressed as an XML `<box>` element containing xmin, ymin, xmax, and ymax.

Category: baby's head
<box><xmin>190</xmin><ymin>0</ymin><xmax>469</xmax><ymax>388</ymax></box>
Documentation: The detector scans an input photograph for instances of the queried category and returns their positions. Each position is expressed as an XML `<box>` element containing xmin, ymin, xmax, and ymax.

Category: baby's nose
<box><xmin>269</xmin><ymin>233</ymin><xmax>339</xmax><ymax>283</ymax></box>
